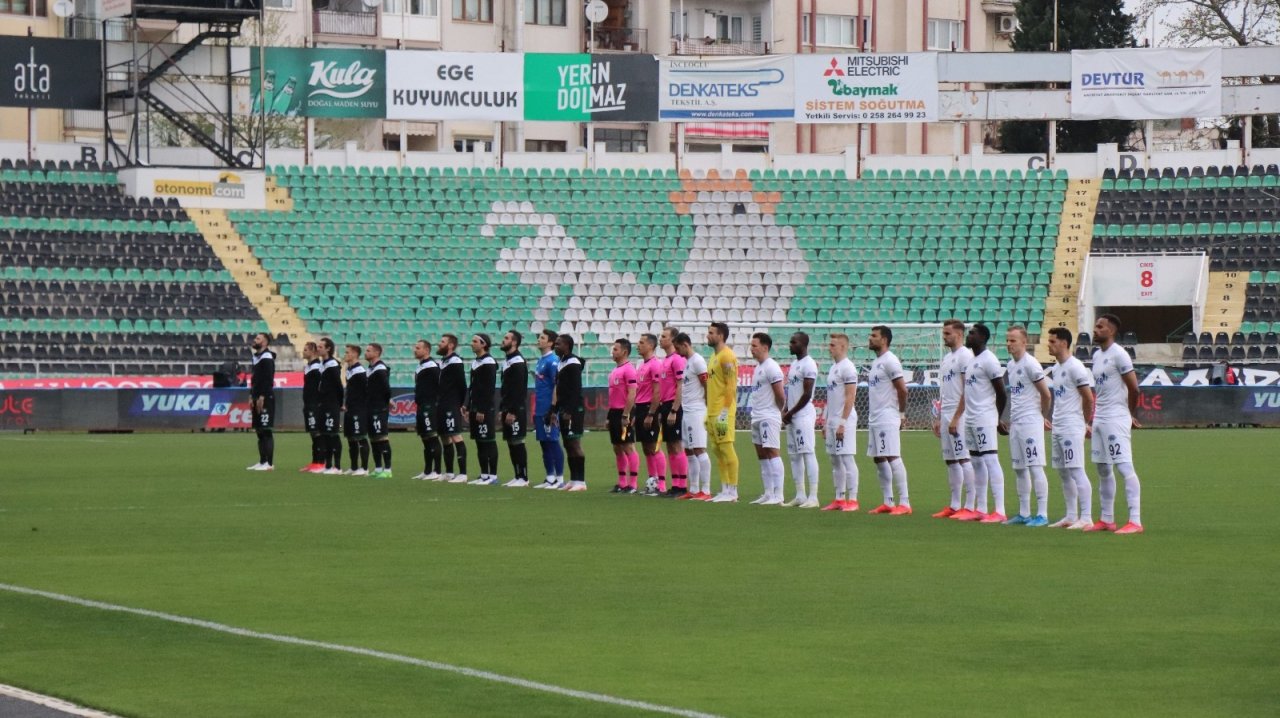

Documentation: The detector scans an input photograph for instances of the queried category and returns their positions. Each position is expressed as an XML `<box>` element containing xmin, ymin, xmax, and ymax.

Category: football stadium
<box><xmin>2</xmin><ymin>0</ymin><xmax>1279</xmax><ymax>715</ymax></box>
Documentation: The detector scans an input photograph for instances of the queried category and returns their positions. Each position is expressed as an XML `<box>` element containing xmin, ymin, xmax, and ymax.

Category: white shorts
<box><xmin>751</xmin><ymin>417</ymin><xmax>781</xmax><ymax>450</ymax></box>
<box><xmin>682</xmin><ymin>410</ymin><xmax>707</xmax><ymax>450</ymax></box>
<box><xmin>940</xmin><ymin>426</ymin><xmax>968</xmax><ymax>461</ymax></box>
<box><xmin>866</xmin><ymin>423</ymin><xmax>901</xmax><ymax>458</ymax></box>
<box><xmin>1051</xmin><ymin>430</ymin><xmax>1086</xmax><ymax>469</ymax></box>
<box><xmin>786</xmin><ymin>414</ymin><xmax>816</xmax><ymax>455</ymax></box>
<box><xmin>1091</xmin><ymin>421</ymin><xmax>1134</xmax><ymax>466</ymax></box>
<box><xmin>824</xmin><ymin>417</ymin><xmax>857</xmax><ymax>456</ymax></box>
<box><xmin>1009</xmin><ymin>421</ymin><xmax>1046</xmax><ymax>469</ymax></box>
<box><xmin>965</xmin><ymin>422</ymin><xmax>999</xmax><ymax>455</ymax></box>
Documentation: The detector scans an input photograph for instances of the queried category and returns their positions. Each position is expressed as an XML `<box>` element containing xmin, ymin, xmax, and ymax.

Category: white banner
<box><xmin>120</xmin><ymin>168</ymin><xmax>267</xmax><ymax>211</ymax></box>
<box><xmin>659</xmin><ymin>55</ymin><xmax>793</xmax><ymax>121</ymax></box>
<box><xmin>794</xmin><ymin>53</ymin><xmax>937</xmax><ymax>124</ymax></box>
<box><xmin>96</xmin><ymin>0</ymin><xmax>132</xmax><ymax>20</ymax></box>
<box><xmin>386</xmin><ymin>51</ymin><xmax>523</xmax><ymax>121</ymax></box>
<box><xmin>1084</xmin><ymin>255</ymin><xmax>1205</xmax><ymax>306</ymax></box>
<box><xmin>1071</xmin><ymin>48</ymin><xmax>1222</xmax><ymax>120</ymax></box>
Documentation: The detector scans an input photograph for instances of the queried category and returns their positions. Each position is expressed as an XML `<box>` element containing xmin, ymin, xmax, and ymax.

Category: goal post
<box><xmin>729</xmin><ymin>323</ymin><xmax>944</xmax><ymax>431</ymax></box>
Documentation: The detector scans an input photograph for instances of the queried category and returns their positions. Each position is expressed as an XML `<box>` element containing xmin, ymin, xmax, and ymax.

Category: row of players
<box><xmin>243</xmin><ymin>316</ymin><xmax>1143</xmax><ymax>534</ymax></box>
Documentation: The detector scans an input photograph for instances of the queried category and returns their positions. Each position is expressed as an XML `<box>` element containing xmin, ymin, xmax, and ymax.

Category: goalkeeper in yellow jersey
<box><xmin>704</xmin><ymin>321</ymin><xmax>740</xmax><ymax>503</ymax></box>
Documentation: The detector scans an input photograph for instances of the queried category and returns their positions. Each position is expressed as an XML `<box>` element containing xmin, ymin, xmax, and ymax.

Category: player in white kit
<box><xmin>672</xmin><ymin>333</ymin><xmax>712</xmax><ymax>500</ymax></box>
<box><xmin>1045</xmin><ymin>327</ymin><xmax>1095</xmax><ymax>529</ymax></box>
<box><xmin>782</xmin><ymin>332</ymin><xmax>820</xmax><ymax>508</ymax></box>
<box><xmin>1000</xmin><ymin>325</ymin><xmax>1053</xmax><ymax>526</ymax></box>
<box><xmin>958</xmin><ymin>324</ymin><xmax>1008</xmax><ymax>523</ymax></box>
<box><xmin>1086</xmin><ymin>314</ymin><xmax>1144</xmax><ymax>535</ymax></box>
<box><xmin>932</xmin><ymin>319</ymin><xmax>976</xmax><ymax>519</ymax></box>
<box><xmin>866</xmin><ymin>326</ymin><xmax>911</xmax><ymax>515</ymax></box>
<box><xmin>748</xmin><ymin>333</ymin><xmax>787</xmax><ymax>506</ymax></box>
<box><xmin>822</xmin><ymin>334</ymin><xmax>860</xmax><ymax>512</ymax></box>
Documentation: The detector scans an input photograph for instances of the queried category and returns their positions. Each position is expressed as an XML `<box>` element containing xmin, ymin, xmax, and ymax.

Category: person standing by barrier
<box><xmin>246</xmin><ymin>332</ymin><xmax>275</xmax><ymax>471</ymax></box>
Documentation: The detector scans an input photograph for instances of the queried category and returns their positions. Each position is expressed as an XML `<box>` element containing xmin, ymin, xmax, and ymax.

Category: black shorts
<box><xmin>437</xmin><ymin>406</ymin><xmax>463</xmax><ymax>436</ymax></box>
<box><xmin>556</xmin><ymin>407</ymin><xmax>585</xmax><ymax>441</ymax></box>
<box><xmin>470</xmin><ymin>409</ymin><xmax>497</xmax><ymax>442</ymax></box>
<box><xmin>415</xmin><ymin>404</ymin><xmax>436</xmax><ymax>437</ymax></box>
<box><xmin>343</xmin><ymin>410</ymin><xmax>366</xmax><ymax>438</ymax></box>
<box><xmin>369</xmin><ymin>411</ymin><xmax>389</xmax><ymax>437</ymax></box>
<box><xmin>252</xmin><ymin>395</ymin><xmax>275</xmax><ymax>430</ymax></box>
<box><xmin>607</xmin><ymin>408</ymin><xmax>633</xmax><ymax>445</ymax></box>
<box><xmin>303</xmin><ymin>405</ymin><xmax>319</xmax><ymax>433</ymax></box>
<box><xmin>658</xmin><ymin>401</ymin><xmax>683</xmax><ymax>444</ymax></box>
<box><xmin>319</xmin><ymin>407</ymin><xmax>341</xmax><ymax>434</ymax></box>
<box><xmin>502</xmin><ymin>410</ymin><xmax>527</xmax><ymax>442</ymax></box>
<box><xmin>633</xmin><ymin>406</ymin><xmax>661</xmax><ymax>444</ymax></box>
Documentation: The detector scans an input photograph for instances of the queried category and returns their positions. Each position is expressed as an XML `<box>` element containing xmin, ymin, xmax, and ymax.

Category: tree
<box><xmin>998</xmin><ymin>0</ymin><xmax>1138</xmax><ymax>154</ymax></box>
<box><xmin>1135</xmin><ymin>0</ymin><xmax>1279</xmax><ymax>148</ymax></box>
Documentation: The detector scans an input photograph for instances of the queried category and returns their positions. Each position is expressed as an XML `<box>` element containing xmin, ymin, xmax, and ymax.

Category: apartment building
<box><xmin>1</xmin><ymin>0</ymin><xmax>1016</xmax><ymax>157</ymax></box>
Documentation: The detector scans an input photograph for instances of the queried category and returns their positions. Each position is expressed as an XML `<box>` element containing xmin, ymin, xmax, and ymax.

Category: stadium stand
<box><xmin>228</xmin><ymin>165</ymin><xmax>1064</xmax><ymax>376</ymax></box>
<box><xmin>0</xmin><ymin>160</ymin><xmax>276</xmax><ymax>377</ymax></box>
<box><xmin>1092</xmin><ymin>164</ymin><xmax>1280</xmax><ymax>362</ymax></box>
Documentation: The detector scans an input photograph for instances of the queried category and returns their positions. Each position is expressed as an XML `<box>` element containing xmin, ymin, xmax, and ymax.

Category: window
<box><xmin>452</xmin><ymin>0</ymin><xmax>491</xmax><ymax>23</ymax></box>
<box><xmin>388</xmin><ymin>0</ymin><xmax>438</xmax><ymax>15</ymax></box>
<box><xmin>264</xmin><ymin>0</ymin><xmax>294</xmax><ymax>10</ymax></box>
<box><xmin>928</xmin><ymin>18</ymin><xmax>963</xmax><ymax>51</ymax></box>
<box><xmin>801</xmin><ymin>14</ymin><xmax>858</xmax><ymax>48</ymax></box>
<box><xmin>751</xmin><ymin>15</ymin><xmax>762</xmax><ymax>43</ymax></box>
<box><xmin>591</xmin><ymin>128</ymin><xmax>647</xmax><ymax>153</ymax></box>
<box><xmin>716</xmin><ymin>15</ymin><xmax>744</xmax><ymax>42</ymax></box>
<box><xmin>1</xmin><ymin>0</ymin><xmax>46</xmax><ymax>15</ymax></box>
<box><xmin>525</xmin><ymin>139</ymin><xmax>567</xmax><ymax>152</ymax></box>
<box><xmin>453</xmin><ymin>137</ymin><xmax>492</xmax><ymax>152</ymax></box>
<box><xmin>525</xmin><ymin>0</ymin><xmax>565</xmax><ymax>26</ymax></box>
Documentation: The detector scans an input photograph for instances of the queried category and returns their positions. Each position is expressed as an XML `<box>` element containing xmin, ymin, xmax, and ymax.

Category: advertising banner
<box><xmin>524</xmin><ymin>53</ymin><xmax>659</xmax><ymax>122</ymax></box>
<box><xmin>119</xmin><ymin>168</ymin><xmax>267</xmax><ymax>211</ymax></box>
<box><xmin>252</xmin><ymin>48</ymin><xmax>385</xmax><ymax>118</ymax></box>
<box><xmin>794</xmin><ymin>53</ymin><xmax>937</xmax><ymax>124</ymax></box>
<box><xmin>1070</xmin><ymin>48</ymin><xmax>1222</xmax><ymax>120</ymax></box>
<box><xmin>0</xmin><ymin>373</ymin><xmax>305</xmax><ymax>390</ymax></box>
<box><xmin>0</xmin><ymin>37</ymin><xmax>102</xmax><ymax>110</ymax></box>
<box><xmin>659</xmin><ymin>55</ymin><xmax>793</xmax><ymax>121</ymax></box>
<box><xmin>387</xmin><ymin>51</ymin><xmax>523</xmax><ymax>121</ymax></box>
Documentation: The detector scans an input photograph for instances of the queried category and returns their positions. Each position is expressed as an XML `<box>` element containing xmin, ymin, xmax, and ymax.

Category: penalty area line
<box><xmin>0</xmin><ymin>583</ymin><xmax>723</xmax><ymax>718</ymax></box>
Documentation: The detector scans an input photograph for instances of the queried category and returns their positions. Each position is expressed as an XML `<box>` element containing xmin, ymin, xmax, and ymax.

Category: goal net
<box><xmin>730</xmin><ymin>323</ymin><xmax>943</xmax><ymax>431</ymax></box>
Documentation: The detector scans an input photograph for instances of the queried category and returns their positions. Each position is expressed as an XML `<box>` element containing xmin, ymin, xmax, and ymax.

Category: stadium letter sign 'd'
<box><xmin>252</xmin><ymin>48</ymin><xmax>386</xmax><ymax>118</ymax></box>
<box><xmin>0</xmin><ymin>36</ymin><xmax>102</xmax><ymax>110</ymax></box>
<box><xmin>1070</xmin><ymin>48</ymin><xmax>1221</xmax><ymax>120</ymax></box>
<box><xmin>793</xmin><ymin>53</ymin><xmax>937</xmax><ymax>124</ymax></box>
<box><xmin>386</xmin><ymin>51</ymin><xmax>524</xmax><ymax>121</ymax></box>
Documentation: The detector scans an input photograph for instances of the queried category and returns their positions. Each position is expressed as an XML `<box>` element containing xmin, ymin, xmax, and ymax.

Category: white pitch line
<box><xmin>0</xmin><ymin>583</ymin><xmax>724</xmax><ymax>718</ymax></box>
<box><xmin>0</xmin><ymin>683</ymin><xmax>123</xmax><ymax>718</ymax></box>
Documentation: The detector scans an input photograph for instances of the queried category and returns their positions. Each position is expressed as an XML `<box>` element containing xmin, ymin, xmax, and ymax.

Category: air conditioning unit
<box><xmin>998</xmin><ymin>15</ymin><xmax>1019</xmax><ymax>34</ymax></box>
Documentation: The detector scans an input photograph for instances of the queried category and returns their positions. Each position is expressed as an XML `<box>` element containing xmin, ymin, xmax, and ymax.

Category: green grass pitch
<box><xmin>1</xmin><ymin>429</ymin><xmax>1277</xmax><ymax>717</ymax></box>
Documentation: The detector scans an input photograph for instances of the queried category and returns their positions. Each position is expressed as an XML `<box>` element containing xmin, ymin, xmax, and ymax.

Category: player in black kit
<box><xmin>550</xmin><ymin>334</ymin><xmax>588</xmax><ymax>491</ymax></box>
<box><xmin>318</xmin><ymin>338</ymin><xmax>344</xmax><ymax>474</ymax></box>
<box><xmin>499</xmin><ymin>330</ymin><xmax>530</xmax><ymax>487</ymax></box>
<box><xmin>247</xmin><ymin>332</ymin><xmax>275</xmax><ymax>471</ymax></box>
<box><xmin>467</xmin><ymin>333</ymin><xmax>500</xmax><ymax>485</ymax></box>
<box><xmin>301</xmin><ymin>341</ymin><xmax>326</xmax><ymax>473</ymax></box>
<box><xmin>343</xmin><ymin>344</ymin><xmax>371</xmax><ymax>475</ymax></box>
<box><xmin>412</xmin><ymin>339</ymin><xmax>444</xmax><ymax>480</ymax></box>
<box><xmin>365</xmin><ymin>343</ymin><xmax>392</xmax><ymax>478</ymax></box>
<box><xmin>437</xmin><ymin>334</ymin><xmax>469</xmax><ymax>482</ymax></box>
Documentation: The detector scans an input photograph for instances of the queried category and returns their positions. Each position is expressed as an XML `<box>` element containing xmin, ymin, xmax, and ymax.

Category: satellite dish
<box><xmin>52</xmin><ymin>0</ymin><xmax>75</xmax><ymax>18</ymax></box>
<box><xmin>362</xmin><ymin>0</ymin><xmax>382</xmax><ymax>7</ymax></box>
<box><xmin>584</xmin><ymin>0</ymin><xmax>607</xmax><ymax>24</ymax></box>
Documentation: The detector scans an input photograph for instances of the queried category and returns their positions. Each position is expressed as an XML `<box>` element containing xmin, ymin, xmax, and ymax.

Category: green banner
<box><xmin>252</xmin><ymin>48</ymin><xmax>385</xmax><ymax>118</ymax></box>
<box><xmin>523</xmin><ymin>53</ymin><xmax>591</xmax><ymax>121</ymax></box>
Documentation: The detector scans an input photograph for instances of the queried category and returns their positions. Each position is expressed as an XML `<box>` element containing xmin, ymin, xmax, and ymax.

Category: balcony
<box><xmin>65</xmin><ymin>17</ymin><xmax>128</xmax><ymax>41</ymax></box>
<box><xmin>588</xmin><ymin>26</ymin><xmax>648</xmax><ymax>52</ymax></box>
<box><xmin>670</xmin><ymin>38</ymin><xmax>769</xmax><ymax>55</ymax></box>
<box><xmin>981</xmin><ymin>0</ymin><xmax>1017</xmax><ymax>13</ymax></box>
<box><xmin>312</xmin><ymin>9</ymin><xmax>378</xmax><ymax>37</ymax></box>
